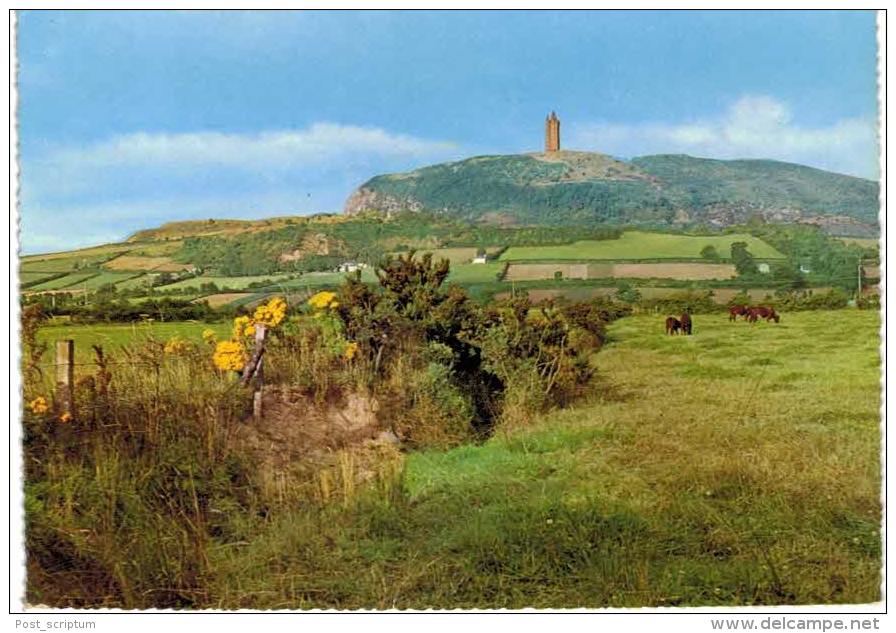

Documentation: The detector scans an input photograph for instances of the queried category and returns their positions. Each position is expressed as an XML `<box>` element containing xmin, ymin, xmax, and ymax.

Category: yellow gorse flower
<box><xmin>308</xmin><ymin>291</ymin><xmax>339</xmax><ymax>311</ymax></box>
<box><xmin>59</xmin><ymin>412</ymin><xmax>72</xmax><ymax>423</ymax></box>
<box><xmin>232</xmin><ymin>315</ymin><xmax>253</xmax><ymax>339</ymax></box>
<box><xmin>213</xmin><ymin>340</ymin><xmax>247</xmax><ymax>371</ymax></box>
<box><xmin>201</xmin><ymin>328</ymin><xmax>217</xmax><ymax>344</ymax></box>
<box><xmin>342</xmin><ymin>341</ymin><xmax>359</xmax><ymax>361</ymax></box>
<box><xmin>253</xmin><ymin>296</ymin><xmax>287</xmax><ymax>328</ymax></box>
<box><xmin>28</xmin><ymin>396</ymin><xmax>48</xmax><ymax>414</ymax></box>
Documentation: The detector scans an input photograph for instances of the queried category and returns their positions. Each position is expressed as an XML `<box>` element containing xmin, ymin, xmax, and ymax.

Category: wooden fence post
<box><xmin>253</xmin><ymin>324</ymin><xmax>266</xmax><ymax>421</ymax></box>
<box><xmin>55</xmin><ymin>339</ymin><xmax>74</xmax><ymax>418</ymax></box>
<box><xmin>239</xmin><ymin>324</ymin><xmax>267</xmax><ymax>421</ymax></box>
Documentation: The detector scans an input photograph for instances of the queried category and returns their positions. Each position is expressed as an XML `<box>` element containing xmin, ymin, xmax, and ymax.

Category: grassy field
<box><xmin>207</xmin><ymin>310</ymin><xmax>880</xmax><ymax>608</ymax></box>
<box><xmin>447</xmin><ymin>263</ymin><xmax>505</xmax><ymax>284</ymax></box>
<box><xmin>395</xmin><ymin>247</ymin><xmax>504</xmax><ymax>264</ymax></box>
<box><xmin>35</xmin><ymin>320</ymin><xmax>231</xmax><ymax>364</ymax></box>
<box><xmin>158</xmin><ymin>274</ymin><xmax>294</xmax><ymax>291</ymax></box>
<box><xmin>103</xmin><ymin>255</ymin><xmax>193</xmax><ymax>272</ymax></box>
<box><xmin>21</xmin><ymin>255</ymin><xmax>113</xmax><ymax>274</ymax></box>
<box><xmin>500</xmin><ymin>231</ymin><xmax>784</xmax><ymax>262</ymax></box>
<box><xmin>27</xmin><ymin>272</ymin><xmax>100</xmax><ymax>291</ymax></box>
<box><xmin>21</xmin><ymin>243</ymin><xmax>132</xmax><ymax>264</ymax></box>
<box><xmin>837</xmin><ymin>237</ymin><xmax>879</xmax><ymax>248</ymax></box>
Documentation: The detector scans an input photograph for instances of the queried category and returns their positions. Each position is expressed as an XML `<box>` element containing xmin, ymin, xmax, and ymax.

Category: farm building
<box><xmin>337</xmin><ymin>261</ymin><xmax>367</xmax><ymax>273</ymax></box>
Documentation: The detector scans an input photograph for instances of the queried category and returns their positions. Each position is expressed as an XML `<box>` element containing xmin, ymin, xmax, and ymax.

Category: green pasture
<box><xmin>158</xmin><ymin>274</ymin><xmax>293</xmax><ymax>291</ymax></box>
<box><xmin>446</xmin><ymin>263</ymin><xmax>504</xmax><ymax>284</ymax></box>
<box><xmin>27</xmin><ymin>272</ymin><xmax>99</xmax><ymax>291</ymax></box>
<box><xmin>500</xmin><ymin>231</ymin><xmax>784</xmax><ymax>262</ymax></box>
<box><xmin>35</xmin><ymin>320</ymin><xmax>231</xmax><ymax>364</ymax></box>
<box><xmin>210</xmin><ymin>310</ymin><xmax>880</xmax><ymax>608</ymax></box>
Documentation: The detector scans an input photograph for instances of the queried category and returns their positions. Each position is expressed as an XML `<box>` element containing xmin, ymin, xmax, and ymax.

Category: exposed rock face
<box><xmin>344</xmin><ymin>187</ymin><xmax>423</xmax><ymax>216</ymax></box>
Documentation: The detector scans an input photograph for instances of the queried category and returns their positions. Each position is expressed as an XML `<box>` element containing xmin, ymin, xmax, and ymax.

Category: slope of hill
<box><xmin>344</xmin><ymin>151</ymin><xmax>879</xmax><ymax>236</ymax></box>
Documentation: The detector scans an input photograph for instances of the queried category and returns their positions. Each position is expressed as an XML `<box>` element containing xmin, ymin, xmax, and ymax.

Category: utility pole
<box><xmin>856</xmin><ymin>259</ymin><xmax>863</xmax><ymax>303</ymax></box>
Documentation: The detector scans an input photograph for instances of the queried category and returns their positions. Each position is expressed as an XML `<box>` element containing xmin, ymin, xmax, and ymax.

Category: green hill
<box><xmin>344</xmin><ymin>151</ymin><xmax>879</xmax><ymax>236</ymax></box>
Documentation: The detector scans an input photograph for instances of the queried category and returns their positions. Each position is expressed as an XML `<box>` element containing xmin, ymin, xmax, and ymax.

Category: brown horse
<box><xmin>748</xmin><ymin>305</ymin><xmax>781</xmax><ymax>323</ymax></box>
<box><xmin>728</xmin><ymin>305</ymin><xmax>749</xmax><ymax>321</ymax></box>
<box><xmin>665</xmin><ymin>316</ymin><xmax>681</xmax><ymax>335</ymax></box>
<box><xmin>680</xmin><ymin>312</ymin><xmax>692</xmax><ymax>335</ymax></box>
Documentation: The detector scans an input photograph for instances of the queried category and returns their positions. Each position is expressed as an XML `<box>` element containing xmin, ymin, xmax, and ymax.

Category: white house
<box><xmin>799</xmin><ymin>264</ymin><xmax>812</xmax><ymax>274</ymax></box>
<box><xmin>337</xmin><ymin>261</ymin><xmax>367</xmax><ymax>273</ymax></box>
<box><xmin>757</xmin><ymin>263</ymin><xmax>771</xmax><ymax>274</ymax></box>
<box><xmin>472</xmin><ymin>254</ymin><xmax>488</xmax><ymax>264</ymax></box>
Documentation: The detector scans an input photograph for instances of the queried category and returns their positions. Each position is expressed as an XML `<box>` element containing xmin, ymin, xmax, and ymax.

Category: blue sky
<box><xmin>17</xmin><ymin>10</ymin><xmax>879</xmax><ymax>253</ymax></box>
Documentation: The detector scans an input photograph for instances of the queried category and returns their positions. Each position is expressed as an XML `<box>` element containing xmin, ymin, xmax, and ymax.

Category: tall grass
<box><xmin>24</xmin><ymin>310</ymin><xmax>881</xmax><ymax>608</ymax></box>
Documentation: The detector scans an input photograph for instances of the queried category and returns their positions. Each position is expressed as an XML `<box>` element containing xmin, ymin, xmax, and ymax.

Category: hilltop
<box><xmin>344</xmin><ymin>151</ymin><xmax>879</xmax><ymax>236</ymax></box>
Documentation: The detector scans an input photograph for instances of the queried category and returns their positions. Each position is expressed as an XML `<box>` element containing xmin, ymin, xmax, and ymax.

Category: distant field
<box><xmin>838</xmin><ymin>237</ymin><xmax>879</xmax><ymax>248</ymax></box>
<box><xmin>160</xmin><ymin>275</ymin><xmax>293</xmax><ymax>291</ymax></box>
<box><xmin>500</xmin><ymin>232</ymin><xmax>784</xmax><ymax>262</ymax></box>
<box><xmin>34</xmin><ymin>321</ymin><xmax>232</xmax><ymax>364</ymax></box>
<box><xmin>113</xmin><ymin>274</ymin><xmax>154</xmax><ymax>290</ymax></box>
<box><xmin>20</xmin><ymin>271</ymin><xmax>64</xmax><ymax>287</ymax></box>
<box><xmin>275</xmin><ymin>268</ymin><xmax>379</xmax><ymax>289</ymax></box>
<box><xmin>21</xmin><ymin>254</ymin><xmax>115</xmax><ymax>273</ymax></box>
<box><xmin>21</xmin><ymin>243</ymin><xmax>132</xmax><ymax>263</ymax></box>
<box><xmin>122</xmin><ymin>241</ymin><xmax>184</xmax><ymax>257</ymax></box>
<box><xmin>396</xmin><ymin>247</ymin><xmax>504</xmax><ymax>264</ymax></box>
<box><xmin>103</xmin><ymin>255</ymin><xmax>193</xmax><ymax>272</ymax></box>
<box><xmin>495</xmin><ymin>286</ymin><xmax>820</xmax><ymax>304</ymax></box>
<box><xmin>199</xmin><ymin>292</ymin><xmax>254</xmax><ymax>308</ymax></box>
<box><xmin>505</xmin><ymin>262</ymin><xmax>737</xmax><ymax>282</ymax></box>
<box><xmin>447</xmin><ymin>263</ymin><xmax>504</xmax><ymax>284</ymax></box>
<box><xmin>28</xmin><ymin>272</ymin><xmax>99</xmax><ymax>291</ymax></box>
<box><xmin>75</xmin><ymin>271</ymin><xmax>143</xmax><ymax>290</ymax></box>
<box><xmin>612</xmin><ymin>262</ymin><xmax>737</xmax><ymax>280</ymax></box>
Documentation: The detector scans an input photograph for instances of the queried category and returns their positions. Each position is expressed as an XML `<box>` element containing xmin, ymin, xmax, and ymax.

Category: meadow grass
<box><xmin>447</xmin><ymin>263</ymin><xmax>504</xmax><ymax>284</ymax></box>
<box><xmin>159</xmin><ymin>274</ymin><xmax>292</xmax><ymax>291</ymax></box>
<box><xmin>500</xmin><ymin>231</ymin><xmax>784</xmax><ymax>262</ymax></box>
<box><xmin>27</xmin><ymin>272</ymin><xmax>100</xmax><ymax>291</ymax></box>
<box><xmin>35</xmin><ymin>320</ymin><xmax>231</xmax><ymax>363</ymax></box>
<box><xmin>206</xmin><ymin>310</ymin><xmax>880</xmax><ymax>608</ymax></box>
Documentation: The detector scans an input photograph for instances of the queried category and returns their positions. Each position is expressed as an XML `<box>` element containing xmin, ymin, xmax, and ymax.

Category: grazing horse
<box><xmin>680</xmin><ymin>312</ymin><xmax>692</xmax><ymax>335</ymax></box>
<box><xmin>665</xmin><ymin>316</ymin><xmax>682</xmax><ymax>335</ymax></box>
<box><xmin>749</xmin><ymin>305</ymin><xmax>780</xmax><ymax>323</ymax></box>
<box><xmin>728</xmin><ymin>305</ymin><xmax>749</xmax><ymax>321</ymax></box>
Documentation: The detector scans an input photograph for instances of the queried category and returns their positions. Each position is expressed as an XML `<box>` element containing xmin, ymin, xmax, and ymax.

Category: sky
<box><xmin>16</xmin><ymin>10</ymin><xmax>880</xmax><ymax>253</ymax></box>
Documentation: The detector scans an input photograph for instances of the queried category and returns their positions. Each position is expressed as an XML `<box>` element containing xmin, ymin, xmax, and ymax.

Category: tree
<box><xmin>615</xmin><ymin>281</ymin><xmax>641</xmax><ymax>304</ymax></box>
<box><xmin>700</xmin><ymin>245</ymin><xmax>719</xmax><ymax>260</ymax></box>
<box><xmin>770</xmin><ymin>260</ymin><xmax>807</xmax><ymax>290</ymax></box>
<box><xmin>730</xmin><ymin>242</ymin><xmax>758</xmax><ymax>276</ymax></box>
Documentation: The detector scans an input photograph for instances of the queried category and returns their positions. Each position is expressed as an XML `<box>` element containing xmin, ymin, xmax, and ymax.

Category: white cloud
<box><xmin>569</xmin><ymin>95</ymin><xmax>879</xmax><ymax>179</ymax></box>
<box><xmin>19</xmin><ymin>123</ymin><xmax>463</xmax><ymax>252</ymax></box>
<box><xmin>36</xmin><ymin>123</ymin><xmax>458</xmax><ymax>189</ymax></box>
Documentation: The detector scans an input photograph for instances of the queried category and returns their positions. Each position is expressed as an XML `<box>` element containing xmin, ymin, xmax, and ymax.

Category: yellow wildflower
<box><xmin>201</xmin><ymin>329</ymin><xmax>217</xmax><ymax>344</ymax></box>
<box><xmin>308</xmin><ymin>291</ymin><xmax>339</xmax><ymax>311</ymax></box>
<box><xmin>232</xmin><ymin>315</ymin><xmax>253</xmax><ymax>339</ymax></box>
<box><xmin>163</xmin><ymin>336</ymin><xmax>193</xmax><ymax>355</ymax></box>
<box><xmin>28</xmin><ymin>396</ymin><xmax>48</xmax><ymax>414</ymax></box>
<box><xmin>343</xmin><ymin>341</ymin><xmax>359</xmax><ymax>361</ymax></box>
<box><xmin>213</xmin><ymin>340</ymin><xmax>247</xmax><ymax>372</ymax></box>
<box><xmin>253</xmin><ymin>296</ymin><xmax>287</xmax><ymax>328</ymax></box>
<box><xmin>59</xmin><ymin>412</ymin><xmax>72</xmax><ymax>423</ymax></box>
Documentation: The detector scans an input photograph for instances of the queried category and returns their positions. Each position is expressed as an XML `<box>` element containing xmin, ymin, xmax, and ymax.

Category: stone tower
<box><xmin>545</xmin><ymin>111</ymin><xmax>560</xmax><ymax>153</ymax></box>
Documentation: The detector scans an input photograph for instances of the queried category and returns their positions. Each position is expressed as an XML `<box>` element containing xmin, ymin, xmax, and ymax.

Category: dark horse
<box><xmin>747</xmin><ymin>305</ymin><xmax>781</xmax><ymax>323</ymax></box>
<box><xmin>728</xmin><ymin>305</ymin><xmax>750</xmax><ymax>321</ymax></box>
<box><xmin>665</xmin><ymin>316</ymin><xmax>682</xmax><ymax>335</ymax></box>
<box><xmin>680</xmin><ymin>312</ymin><xmax>692</xmax><ymax>335</ymax></box>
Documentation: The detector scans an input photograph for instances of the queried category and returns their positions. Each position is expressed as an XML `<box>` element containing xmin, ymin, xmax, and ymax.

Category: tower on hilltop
<box><xmin>545</xmin><ymin>111</ymin><xmax>560</xmax><ymax>153</ymax></box>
